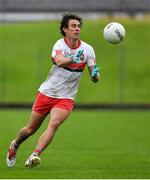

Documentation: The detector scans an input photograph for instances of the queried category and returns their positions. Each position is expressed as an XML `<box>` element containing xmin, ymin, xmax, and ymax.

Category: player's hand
<box><xmin>91</xmin><ymin>64</ymin><xmax>100</xmax><ymax>77</ymax></box>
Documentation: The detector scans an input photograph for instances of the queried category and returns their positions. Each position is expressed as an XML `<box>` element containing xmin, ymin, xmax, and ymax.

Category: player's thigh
<box><xmin>26</xmin><ymin>111</ymin><xmax>47</xmax><ymax>131</ymax></box>
<box><xmin>49</xmin><ymin>108</ymin><xmax>70</xmax><ymax>127</ymax></box>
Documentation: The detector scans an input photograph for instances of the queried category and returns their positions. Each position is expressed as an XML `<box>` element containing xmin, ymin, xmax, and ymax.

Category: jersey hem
<box><xmin>39</xmin><ymin>91</ymin><xmax>75</xmax><ymax>101</ymax></box>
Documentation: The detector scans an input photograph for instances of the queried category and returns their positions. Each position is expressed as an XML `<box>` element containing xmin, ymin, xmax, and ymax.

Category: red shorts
<box><xmin>32</xmin><ymin>92</ymin><xmax>74</xmax><ymax>115</ymax></box>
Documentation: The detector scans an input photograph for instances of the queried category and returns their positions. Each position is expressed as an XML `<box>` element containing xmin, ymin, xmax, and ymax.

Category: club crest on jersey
<box><xmin>76</xmin><ymin>50</ymin><xmax>84</xmax><ymax>61</ymax></box>
<box><xmin>66</xmin><ymin>50</ymin><xmax>85</xmax><ymax>62</ymax></box>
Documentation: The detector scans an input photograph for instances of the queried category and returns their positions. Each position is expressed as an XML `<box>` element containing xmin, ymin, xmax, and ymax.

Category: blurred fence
<box><xmin>0</xmin><ymin>0</ymin><xmax>150</xmax><ymax>108</ymax></box>
<box><xmin>0</xmin><ymin>0</ymin><xmax>150</xmax><ymax>13</ymax></box>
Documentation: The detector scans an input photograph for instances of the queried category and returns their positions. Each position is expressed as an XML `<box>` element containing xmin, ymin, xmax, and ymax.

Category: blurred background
<box><xmin>1</xmin><ymin>1</ymin><xmax>150</xmax><ymax>178</ymax></box>
<box><xmin>0</xmin><ymin>0</ymin><xmax>150</xmax><ymax>108</ymax></box>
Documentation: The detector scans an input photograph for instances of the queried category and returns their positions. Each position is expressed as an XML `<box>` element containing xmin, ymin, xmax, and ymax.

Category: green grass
<box><xmin>0</xmin><ymin>109</ymin><xmax>150</xmax><ymax>178</ymax></box>
<box><xmin>0</xmin><ymin>19</ymin><xmax>150</xmax><ymax>103</ymax></box>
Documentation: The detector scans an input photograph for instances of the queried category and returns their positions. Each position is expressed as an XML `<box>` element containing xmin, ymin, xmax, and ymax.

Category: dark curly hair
<box><xmin>60</xmin><ymin>14</ymin><xmax>83</xmax><ymax>37</ymax></box>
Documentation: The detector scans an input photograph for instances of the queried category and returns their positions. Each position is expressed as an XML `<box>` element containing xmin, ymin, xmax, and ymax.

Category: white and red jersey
<box><xmin>38</xmin><ymin>38</ymin><xmax>96</xmax><ymax>100</ymax></box>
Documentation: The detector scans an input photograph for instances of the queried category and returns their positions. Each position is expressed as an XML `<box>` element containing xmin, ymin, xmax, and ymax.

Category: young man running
<box><xmin>6</xmin><ymin>14</ymin><xmax>100</xmax><ymax>168</ymax></box>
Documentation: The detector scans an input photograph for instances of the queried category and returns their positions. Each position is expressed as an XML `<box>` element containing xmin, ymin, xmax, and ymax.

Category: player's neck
<box><xmin>64</xmin><ymin>37</ymin><xmax>80</xmax><ymax>49</ymax></box>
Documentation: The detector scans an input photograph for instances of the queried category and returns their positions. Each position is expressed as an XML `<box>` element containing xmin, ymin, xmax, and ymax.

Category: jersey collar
<box><xmin>64</xmin><ymin>37</ymin><xmax>81</xmax><ymax>50</ymax></box>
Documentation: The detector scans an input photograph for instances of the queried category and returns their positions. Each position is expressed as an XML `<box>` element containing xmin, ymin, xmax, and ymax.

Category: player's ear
<box><xmin>63</xmin><ymin>27</ymin><xmax>67</xmax><ymax>34</ymax></box>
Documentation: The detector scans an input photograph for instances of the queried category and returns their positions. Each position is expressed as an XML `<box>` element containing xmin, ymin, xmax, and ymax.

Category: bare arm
<box><xmin>53</xmin><ymin>55</ymin><xmax>72</xmax><ymax>67</ymax></box>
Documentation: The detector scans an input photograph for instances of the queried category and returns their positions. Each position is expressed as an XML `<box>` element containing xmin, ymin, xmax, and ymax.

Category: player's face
<box><xmin>64</xmin><ymin>19</ymin><xmax>81</xmax><ymax>39</ymax></box>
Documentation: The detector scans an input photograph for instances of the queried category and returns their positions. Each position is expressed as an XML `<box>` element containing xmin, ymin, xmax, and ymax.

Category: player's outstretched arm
<box><xmin>88</xmin><ymin>64</ymin><xmax>100</xmax><ymax>83</ymax></box>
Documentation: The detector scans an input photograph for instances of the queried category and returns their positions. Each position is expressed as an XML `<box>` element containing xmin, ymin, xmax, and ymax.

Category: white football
<box><xmin>103</xmin><ymin>22</ymin><xmax>126</xmax><ymax>44</ymax></box>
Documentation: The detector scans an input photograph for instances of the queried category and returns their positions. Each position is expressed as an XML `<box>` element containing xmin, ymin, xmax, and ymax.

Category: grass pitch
<box><xmin>0</xmin><ymin>19</ymin><xmax>150</xmax><ymax>103</ymax></box>
<box><xmin>0</xmin><ymin>109</ymin><xmax>150</xmax><ymax>178</ymax></box>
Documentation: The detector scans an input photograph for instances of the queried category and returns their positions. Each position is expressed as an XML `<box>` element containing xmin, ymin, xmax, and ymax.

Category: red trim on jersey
<box><xmin>67</xmin><ymin>62</ymin><xmax>86</xmax><ymax>70</ymax></box>
<box><xmin>52</xmin><ymin>57</ymin><xmax>56</xmax><ymax>63</ymax></box>
<box><xmin>64</xmin><ymin>37</ymin><xmax>81</xmax><ymax>49</ymax></box>
<box><xmin>52</xmin><ymin>57</ymin><xmax>86</xmax><ymax>71</ymax></box>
